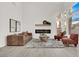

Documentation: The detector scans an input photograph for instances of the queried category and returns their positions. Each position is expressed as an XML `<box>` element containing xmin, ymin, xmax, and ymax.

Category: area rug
<box><xmin>26</xmin><ymin>39</ymin><xmax>64</xmax><ymax>48</ymax></box>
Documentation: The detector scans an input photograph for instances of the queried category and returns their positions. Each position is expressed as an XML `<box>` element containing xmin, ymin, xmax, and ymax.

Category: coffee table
<box><xmin>39</xmin><ymin>35</ymin><xmax>49</xmax><ymax>42</ymax></box>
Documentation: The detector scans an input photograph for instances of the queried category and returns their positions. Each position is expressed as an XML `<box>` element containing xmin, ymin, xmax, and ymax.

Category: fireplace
<box><xmin>35</xmin><ymin>29</ymin><xmax>51</xmax><ymax>34</ymax></box>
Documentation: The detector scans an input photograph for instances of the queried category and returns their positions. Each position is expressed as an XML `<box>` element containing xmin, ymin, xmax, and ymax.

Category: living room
<box><xmin>0</xmin><ymin>2</ymin><xmax>79</xmax><ymax>57</ymax></box>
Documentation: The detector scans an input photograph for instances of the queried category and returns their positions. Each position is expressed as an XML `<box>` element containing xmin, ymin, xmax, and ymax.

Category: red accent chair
<box><xmin>62</xmin><ymin>34</ymin><xmax>78</xmax><ymax>47</ymax></box>
<box><xmin>54</xmin><ymin>32</ymin><xmax>64</xmax><ymax>41</ymax></box>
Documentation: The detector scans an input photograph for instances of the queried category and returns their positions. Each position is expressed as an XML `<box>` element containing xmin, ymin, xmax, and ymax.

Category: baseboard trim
<box><xmin>0</xmin><ymin>44</ymin><xmax>6</xmax><ymax>48</ymax></box>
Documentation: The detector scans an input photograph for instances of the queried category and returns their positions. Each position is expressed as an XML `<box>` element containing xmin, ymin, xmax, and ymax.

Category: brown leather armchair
<box><xmin>54</xmin><ymin>32</ymin><xmax>64</xmax><ymax>41</ymax></box>
<box><xmin>62</xmin><ymin>34</ymin><xmax>78</xmax><ymax>47</ymax></box>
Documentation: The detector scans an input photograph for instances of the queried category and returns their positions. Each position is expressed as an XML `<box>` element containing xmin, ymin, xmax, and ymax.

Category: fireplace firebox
<box><xmin>35</xmin><ymin>29</ymin><xmax>51</xmax><ymax>33</ymax></box>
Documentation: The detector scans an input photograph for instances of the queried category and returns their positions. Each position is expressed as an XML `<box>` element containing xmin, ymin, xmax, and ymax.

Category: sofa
<box><xmin>7</xmin><ymin>32</ymin><xmax>32</xmax><ymax>46</ymax></box>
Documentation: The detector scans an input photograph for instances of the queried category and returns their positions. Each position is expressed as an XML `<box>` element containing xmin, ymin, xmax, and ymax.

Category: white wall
<box><xmin>22</xmin><ymin>2</ymin><xmax>71</xmax><ymax>39</ymax></box>
<box><xmin>0</xmin><ymin>2</ymin><xmax>22</xmax><ymax>47</ymax></box>
<box><xmin>22</xmin><ymin>2</ymin><xmax>62</xmax><ymax>39</ymax></box>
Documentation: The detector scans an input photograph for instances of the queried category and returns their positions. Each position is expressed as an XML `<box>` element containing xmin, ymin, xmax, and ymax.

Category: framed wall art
<box><xmin>9</xmin><ymin>19</ymin><xmax>21</xmax><ymax>32</ymax></box>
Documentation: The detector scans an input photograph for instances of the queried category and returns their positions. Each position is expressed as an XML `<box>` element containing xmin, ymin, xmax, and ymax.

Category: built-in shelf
<box><xmin>35</xmin><ymin>24</ymin><xmax>51</xmax><ymax>26</ymax></box>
